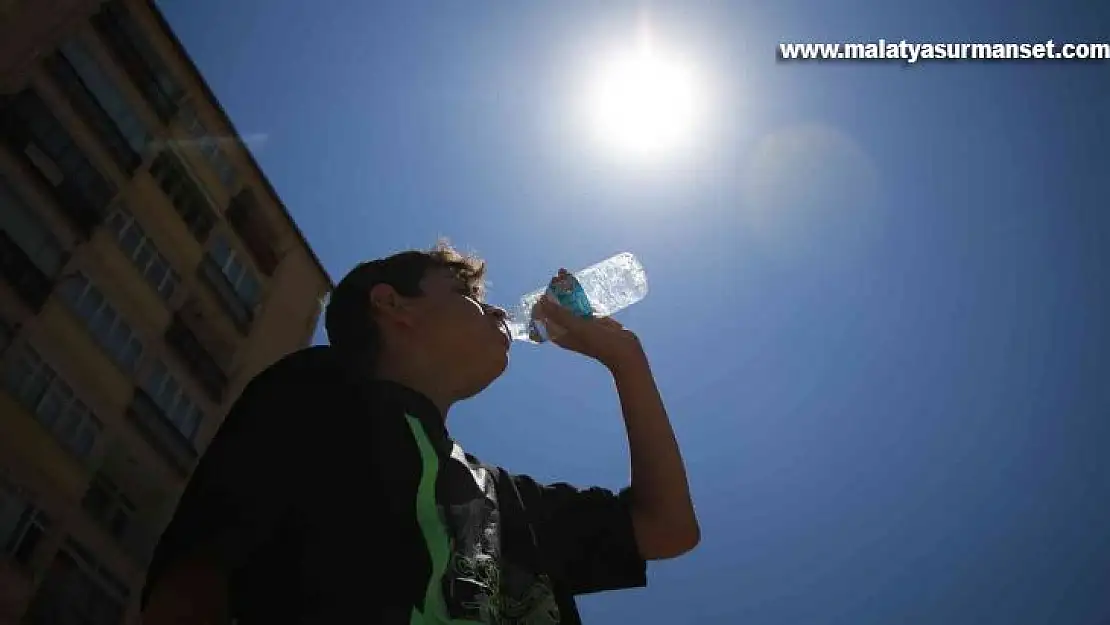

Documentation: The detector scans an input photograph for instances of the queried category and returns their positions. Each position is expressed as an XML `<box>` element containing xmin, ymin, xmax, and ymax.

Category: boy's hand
<box><xmin>532</xmin><ymin>288</ymin><xmax>644</xmax><ymax>370</ymax></box>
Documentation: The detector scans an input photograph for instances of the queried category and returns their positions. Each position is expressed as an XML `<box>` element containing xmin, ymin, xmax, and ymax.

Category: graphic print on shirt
<box><xmin>405</xmin><ymin>415</ymin><xmax>561</xmax><ymax>625</ymax></box>
<box><xmin>443</xmin><ymin>445</ymin><xmax>501</xmax><ymax>622</ymax></box>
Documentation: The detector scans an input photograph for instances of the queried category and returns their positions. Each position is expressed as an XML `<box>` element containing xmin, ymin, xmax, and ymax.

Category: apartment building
<box><xmin>0</xmin><ymin>1</ymin><xmax>333</xmax><ymax>623</ymax></box>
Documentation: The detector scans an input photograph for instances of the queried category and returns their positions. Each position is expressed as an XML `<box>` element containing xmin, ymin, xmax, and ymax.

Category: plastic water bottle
<box><xmin>506</xmin><ymin>252</ymin><xmax>649</xmax><ymax>343</ymax></box>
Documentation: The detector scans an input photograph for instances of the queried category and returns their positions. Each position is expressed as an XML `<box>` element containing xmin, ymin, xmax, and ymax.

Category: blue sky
<box><xmin>161</xmin><ymin>1</ymin><xmax>1109</xmax><ymax>623</ymax></box>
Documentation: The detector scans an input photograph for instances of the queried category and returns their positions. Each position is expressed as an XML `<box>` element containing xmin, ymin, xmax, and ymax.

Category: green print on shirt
<box><xmin>406</xmin><ymin>414</ymin><xmax>484</xmax><ymax>625</ymax></box>
<box><xmin>404</xmin><ymin>414</ymin><xmax>561</xmax><ymax>625</ymax></box>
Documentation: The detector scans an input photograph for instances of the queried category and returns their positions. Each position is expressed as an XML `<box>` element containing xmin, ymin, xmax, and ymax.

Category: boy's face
<box><xmin>406</xmin><ymin>267</ymin><xmax>510</xmax><ymax>397</ymax></box>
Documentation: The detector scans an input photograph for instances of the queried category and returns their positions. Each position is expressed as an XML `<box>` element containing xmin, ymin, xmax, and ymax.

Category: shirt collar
<box><xmin>368</xmin><ymin>379</ymin><xmax>450</xmax><ymax>444</ymax></box>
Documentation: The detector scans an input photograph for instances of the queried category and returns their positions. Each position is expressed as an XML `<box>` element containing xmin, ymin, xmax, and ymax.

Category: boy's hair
<box><xmin>324</xmin><ymin>241</ymin><xmax>486</xmax><ymax>371</ymax></box>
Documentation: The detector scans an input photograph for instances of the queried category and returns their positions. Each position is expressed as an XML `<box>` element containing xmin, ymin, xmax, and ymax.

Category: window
<box><xmin>91</xmin><ymin>0</ymin><xmax>183</xmax><ymax>122</ymax></box>
<box><xmin>58</xmin><ymin>274</ymin><xmax>144</xmax><ymax>374</ymax></box>
<box><xmin>149</xmin><ymin>150</ymin><xmax>216</xmax><ymax>241</ymax></box>
<box><xmin>0</xmin><ymin>90</ymin><xmax>116</xmax><ymax>235</ymax></box>
<box><xmin>0</xmin><ymin>173</ymin><xmax>66</xmax><ymax>278</ymax></box>
<box><xmin>141</xmin><ymin>359</ymin><xmax>203</xmax><ymax>441</ymax></box>
<box><xmin>208</xmin><ymin>234</ymin><xmax>261</xmax><ymax>310</ymax></box>
<box><xmin>178</xmin><ymin>102</ymin><xmax>237</xmax><ymax>190</ymax></box>
<box><xmin>200</xmin><ymin>233</ymin><xmax>261</xmax><ymax>331</ymax></box>
<box><xmin>0</xmin><ymin>479</ymin><xmax>51</xmax><ymax>566</ymax></box>
<box><xmin>5</xmin><ymin>345</ymin><xmax>102</xmax><ymax>459</ymax></box>
<box><xmin>82</xmin><ymin>475</ymin><xmax>135</xmax><ymax>542</ymax></box>
<box><xmin>24</xmin><ymin>540</ymin><xmax>128</xmax><ymax>625</ymax></box>
<box><xmin>105</xmin><ymin>206</ymin><xmax>180</xmax><ymax>302</ymax></box>
<box><xmin>46</xmin><ymin>37</ymin><xmax>151</xmax><ymax>173</ymax></box>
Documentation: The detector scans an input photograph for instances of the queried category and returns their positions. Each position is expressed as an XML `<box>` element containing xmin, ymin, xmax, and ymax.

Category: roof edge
<box><xmin>144</xmin><ymin>0</ymin><xmax>335</xmax><ymax>291</ymax></box>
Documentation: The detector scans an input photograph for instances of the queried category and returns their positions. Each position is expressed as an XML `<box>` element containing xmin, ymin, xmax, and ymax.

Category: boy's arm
<box><xmin>534</xmin><ymin>296</ymin><xmax>700</xmax><ymax>560</ymax></box>
<box><xmin>607</xmin><ymin>343</ymin><xmax>700</xmax><ymax>559</ymax></box>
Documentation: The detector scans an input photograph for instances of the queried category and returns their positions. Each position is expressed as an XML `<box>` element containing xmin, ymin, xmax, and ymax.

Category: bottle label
<box><xmin>547</xmin><ymin>272</ymin><xmax>594</xmax><ymax>318</ymax></box>
<box><xmin>525</xmin><ymin>271</ymin><xmax>595</xmax><ymax>343</ymax></box>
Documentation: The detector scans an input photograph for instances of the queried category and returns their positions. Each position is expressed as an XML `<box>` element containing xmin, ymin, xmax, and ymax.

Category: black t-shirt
<box><xmin>142</xmin><ymin>346</ymin><xmax>647</xmax><ymax>624</ymax></box>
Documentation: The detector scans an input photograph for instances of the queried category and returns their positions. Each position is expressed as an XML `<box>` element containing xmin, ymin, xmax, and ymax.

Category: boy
<box><xmin>141</xmin><ymin>243</ymin><xmax>698</xmax><ymax>624</ymax></box>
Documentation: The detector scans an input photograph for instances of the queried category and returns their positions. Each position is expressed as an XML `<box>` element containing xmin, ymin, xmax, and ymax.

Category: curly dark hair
<box><xmin>324</xmin><ymin>241</ymin><xmax>486</xmax><ymax>373</ymax></box>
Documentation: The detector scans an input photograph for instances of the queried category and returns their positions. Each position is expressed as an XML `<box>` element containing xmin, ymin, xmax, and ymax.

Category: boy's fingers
<box><xmin>537</xmin><ymin>296</ymin><xmax>586</xmax><ymax>329</ymax></box>
<box><xmin>537</xmin><ymin>296</ymin><xmax>570</xmax><ymax>321</ymax></box>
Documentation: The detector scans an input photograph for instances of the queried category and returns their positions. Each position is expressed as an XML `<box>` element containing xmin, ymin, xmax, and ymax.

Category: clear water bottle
<box><xmin>506</xmin><ymin>252</ymin><xmax>649</xmax><ymax>343</ymax></box>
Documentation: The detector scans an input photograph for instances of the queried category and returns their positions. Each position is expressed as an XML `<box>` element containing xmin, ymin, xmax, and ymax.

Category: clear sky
<box><xmin>160</xmin><ymin>1</ymin><xmax>1109</xmax><ymax>623</ymax></box>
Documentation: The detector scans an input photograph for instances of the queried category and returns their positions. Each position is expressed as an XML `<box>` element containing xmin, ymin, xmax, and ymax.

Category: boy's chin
<box><xmin>458</xmin><ymin>358</ymin><xmax>508</xmax><ymax>399</ymax></box>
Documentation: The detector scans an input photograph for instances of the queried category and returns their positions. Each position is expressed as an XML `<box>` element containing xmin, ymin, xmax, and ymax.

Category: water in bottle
<box><xmin>506</xmin><ymin>252</ymin><xmax>649</xmax><ymax>343</ymax></box>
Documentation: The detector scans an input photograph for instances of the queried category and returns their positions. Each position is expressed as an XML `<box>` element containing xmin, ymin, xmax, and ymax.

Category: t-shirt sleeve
<box><xmin>141</xmin><ymin>367</ymin><xmax>308</xmax><ymax>607</ymax></box>
<box><xmin>510</xmin><ymin>474</ymin><xmax>647</xmax><ymax>596</ymax></box>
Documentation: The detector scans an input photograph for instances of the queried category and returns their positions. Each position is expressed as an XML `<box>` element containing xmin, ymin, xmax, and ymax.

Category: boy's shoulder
<box><xmin>256</xmin><ymin>345</ymin><xmax>342</xmax><ymax>380</ymax></box>
<box><xmin>243</xmin><ymin>346</ymin><xmax>354</xmax><ymax>398</ymax></box>
<box><xmin>240</xmin><ymin>346</ymin><xmax>424</xmax><ymax>422</ymax></box>
<box><xmin>224</xmin><ymin>346</ymin><xmax>363</xmax><ymax>432</ymax></box>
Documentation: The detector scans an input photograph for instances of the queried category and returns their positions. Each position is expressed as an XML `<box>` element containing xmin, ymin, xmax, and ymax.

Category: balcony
<box><xmin>93</xmin><ymin>443</ymin><xmax>173</xmax><ymax>567</ymax></box>
<box><xmin>90</xmin><ymin>2</ymin><xmax>182</xmax><ymax>123</ymax></box>
<box><xmin>81</xmin><ymin>474</ymin><xmax>159</xmax><ymax>567</ymax></box>
<box><xmin>44</xmin><ymin>52</ymin><xmax>141</xmax><ymax>176</ymax></box>
<box><xmin>165</xmin><ymin>310</ymin><xmax>229</xmax><ymax>403</ymax></box>
<box><xmin>199</xmin><ymin>256</ymin><xmax>253</xmax><ymax>334</ymax></box>
<box><xmin>149</xmin><ymin>151</ymin><xmax>217</xmax><ymax>243</ymax></box>
<box><xmin>0</xmin><ymin>231</ymin><xmax>54</xmax><ymax>312</ymax></box>
<box><xmin>225</xmin><ymin>190</ymin><xmax>280</xmax><ymax>276</ymax></box>
<box><xmin>0</xmin><ymin>122</ymin><xmax>105</xmax><ymax>239</ymax></box>
<box><xmin>125</xmin><ymin>387</ymin><xmax>197</xmax><ymax>476</ymax></box>
<box><xmin>0</xmin><ymin>90</ymin><xmax>115</xmax><ymax>238</ymax></box>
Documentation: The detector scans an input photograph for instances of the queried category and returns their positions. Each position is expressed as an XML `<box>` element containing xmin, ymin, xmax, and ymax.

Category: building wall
<box><xmin>0</xmin><ymin>0</ymin><xmax>95</xmax><ymax>90</ymax></box>
<box><xmin>0</xmin><ymin>1</ymin><xmax>332</xmax><ymax>623</ymax></box>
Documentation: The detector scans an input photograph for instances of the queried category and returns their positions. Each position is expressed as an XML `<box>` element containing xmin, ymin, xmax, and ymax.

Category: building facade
<box><xmin>0</xmin><ymin>1</ymin><xmax>333</xmax><ymax>623</ymax></box>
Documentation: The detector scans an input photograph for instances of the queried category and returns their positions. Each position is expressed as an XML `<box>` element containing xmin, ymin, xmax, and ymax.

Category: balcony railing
<box><xmin>125</xmin><ymin>388</ymin><xmax>197</xmax><ymax>476</ymax></box>
<box><xmin>225</xmin><ymin>191</ymin><xmax>280</xmax><ymax>276</ymax></box>
<box><xmin>198</xmin><ymin>257</ymin><xmax>253</xmax><ymax>334</ymax></box>
<box><xmin>0</xmin><ymin>232</ymin><xmax>55</xmax><ymax>312</ymax></box>
<box><xmin>165</xmin><ymin>312</ymin><xmax>228</xmax><ymax>403</ymax></box>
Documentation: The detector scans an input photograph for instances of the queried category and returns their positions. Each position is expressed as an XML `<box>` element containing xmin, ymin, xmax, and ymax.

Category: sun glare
<box><xmin>584</xmin><ymin>29</ymin><xmax>704</xmax><ymax>163</ymax></box>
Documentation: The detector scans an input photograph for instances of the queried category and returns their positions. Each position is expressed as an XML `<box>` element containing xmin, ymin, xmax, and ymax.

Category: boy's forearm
<box><xmin>608</xmin><ymin>345</ymin><xmax>700</xmax><ymax>559</ymax></box>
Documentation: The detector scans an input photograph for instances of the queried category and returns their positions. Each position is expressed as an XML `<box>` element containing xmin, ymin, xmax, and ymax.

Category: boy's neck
<box><xmin>373</xmin><ymin>356</ymin><xmax>454</xmax><ymax>419</ymax></box>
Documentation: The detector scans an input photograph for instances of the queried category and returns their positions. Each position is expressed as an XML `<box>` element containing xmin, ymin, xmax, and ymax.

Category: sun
<box><xmin>584</xmin><ymin>31</ymin><xmax>703</xmax><ymax>163</ymax></box>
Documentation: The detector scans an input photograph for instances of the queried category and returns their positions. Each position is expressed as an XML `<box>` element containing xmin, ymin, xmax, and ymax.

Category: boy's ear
<box><xmin>368</xmin><ymin>283</ymin><xmax>411</xmax><ymax>326</ymax></box>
